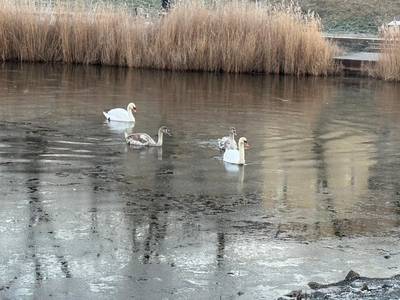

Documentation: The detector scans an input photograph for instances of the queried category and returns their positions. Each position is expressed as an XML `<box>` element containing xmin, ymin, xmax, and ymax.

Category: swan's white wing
<box><xmin>223</xmin><ymin>149</ymin><xmax>240</xmax><ymax>164</ymax></box>
<box><xmin>218</xmin><ymin>136</ymin><xmax>229</xmax><ymax>150</ymax></box>
<box><xmin>225</xmin><ymin>139</ymin><xmax>237</xmax><ymax>150</ymax></box>
<box><xmin>104</xmin><ymin>108</ymin><xmax>133</xmax><ymax>122</ymax></box>
<box><xmin>218</xmin><ymin>136</ymin><xmax>237</xmax><ymax>150</ymax></box>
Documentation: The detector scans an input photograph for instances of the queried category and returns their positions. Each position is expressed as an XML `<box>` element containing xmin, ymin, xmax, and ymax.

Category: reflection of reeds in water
<box><xmin>260</xmin><ymin>78</ymin><xmax>380</xmax><ymax>239</ymax></box>
<box><xmin>0</xmin><ymin>63</ymin><xmax>336</xmax><ymax>118</ymax></box>
<box><xmin>374</xmin><ymin>81</ymin><xmax>400</xmax><ymax>118</ymax></box>
<box><xmin>370</xmin><ymin>27</ymin><xmax>400</xmax><ymax>81</ymax></box>
<box><xmin>0</xmin><ymin>0</ymin><xmax>337</xmax><ymax>75</ymax></box>
<box><xmin>260</xmin><ymin>78</ymin><xmax>335</xmax><ymax>213</ymax></box>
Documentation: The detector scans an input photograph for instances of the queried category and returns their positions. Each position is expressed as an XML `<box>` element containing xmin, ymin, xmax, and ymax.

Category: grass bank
<box><xmin>0</xmin><ymin>0</ymin><xmax>338</xmax><ymax>76</ymax></box>
<box><xmin>296</xmin><ymin>0</ymin><xmax>400</xmax><ymax>34</ymax></box>
<box><xmin>79</xmin><ymin>0</ymin><xmax>400</xmax><ymax>34</ymax></box>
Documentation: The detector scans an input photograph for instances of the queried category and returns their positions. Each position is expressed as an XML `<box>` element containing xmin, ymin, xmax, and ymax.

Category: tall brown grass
<box><xmin>0</xmin><ymin>0</ymin><xmax>338</xmax><ymax>75</ymax></box>
<box><xmin>371</xmin><ymin>26</ymin><xmax>400</xmax><ymax>81</ymax></box>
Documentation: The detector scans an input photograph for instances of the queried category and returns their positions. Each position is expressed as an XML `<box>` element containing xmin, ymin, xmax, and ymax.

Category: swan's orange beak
<box><xmin>245</xmin><ymin>143</ymin><xmax>251</xmax><ymax>149</ymax></box>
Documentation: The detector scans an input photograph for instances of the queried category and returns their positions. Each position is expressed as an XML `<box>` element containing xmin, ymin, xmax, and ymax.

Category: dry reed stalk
<box><xmin>371</xmin><ymin>27</ymin><xmax>400</xmax><ymax>81</ymax></box>
<box><xmin>0</xmin><ymin>0</ymin><xmax>338</xmax><ymax>76</ymax></box>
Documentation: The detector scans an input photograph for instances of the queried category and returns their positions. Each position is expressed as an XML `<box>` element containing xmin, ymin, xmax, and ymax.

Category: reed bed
<box><xmin>371</xmin><ymin>27</ymin><xmax>400</xmax><ymax>81</ymax></box>
<box><xmin>0</xmin><ymin>0</ymin><xmax>338</xmax><ymax>75</ymax></box>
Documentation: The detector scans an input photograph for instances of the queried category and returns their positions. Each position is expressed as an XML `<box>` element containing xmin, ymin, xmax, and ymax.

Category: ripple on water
<box><xmin>39</xmin><ymin>154</ymin><xmax>95</xmax><ymax>158</ymax></box>
<box><xmin>53</xmin><ymin>140</ymin><xmax>94</xmax><ymax>145</ymax></box>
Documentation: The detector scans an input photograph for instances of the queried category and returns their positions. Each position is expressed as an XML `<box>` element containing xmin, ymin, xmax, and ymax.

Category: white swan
<box><xmin>103</xmin><ymin>102</ymin><xmax>136</xmax><ymax>122</ymax></box>
<box><xmin>223</xmin><ymin>137</ymin><xmax>248</xmax><ymax>165</ymax></box>
<box><xmin>125</xmin><ymin>126</ymin><xmax>171</xmax><ymax>147</ymax></box>
<box><xmin>218</xmin><ymin>127</ymin><xmax>237</xmax><ymax>151</ymax></box>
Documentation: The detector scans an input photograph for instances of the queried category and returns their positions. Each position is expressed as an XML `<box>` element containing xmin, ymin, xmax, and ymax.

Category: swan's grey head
<box><xmin>230</xmin><ymin>127</ymin><xmax>237</xmax><ymax>135</ymax></box>
<box><xmin>160</xmin><ymin>126</ymin><xmax>172</xmax><ymax>136</ymax></box>
<box><xmin>128</xmin><ymin>102</ymin><xmax>137</xmax><ymax>112</ymax></box>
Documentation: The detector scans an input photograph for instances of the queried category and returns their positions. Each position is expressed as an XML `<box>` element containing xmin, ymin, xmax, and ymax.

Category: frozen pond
<box><xmin>1</xmin><ymin>64</ymin><xmax>400</xmax><ymax>299</ymax></box>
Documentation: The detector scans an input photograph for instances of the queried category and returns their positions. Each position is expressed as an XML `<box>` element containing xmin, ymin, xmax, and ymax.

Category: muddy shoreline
<box><xmin>282</xmin><ymin>270</ymin><xmax>400</xmax><ymax>299</ymax></box>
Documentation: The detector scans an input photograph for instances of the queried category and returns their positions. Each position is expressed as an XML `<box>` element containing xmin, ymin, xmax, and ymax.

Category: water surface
<box><xmin>1</xmin><ymin>64</ymin><xmax>400</xmax><ymax>299</ymax></box>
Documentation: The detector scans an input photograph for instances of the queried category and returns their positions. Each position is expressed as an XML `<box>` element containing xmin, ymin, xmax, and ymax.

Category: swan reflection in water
<box><xmin>223</xmin><ymin>161</ymin><xmax>245</xmax><ymax>193</ymax></box>
<box><xmin>140</xmin><ymin>147</ymin><xmax>163</xmax><ymax>161</ymax></box>
<box><xmin>106</xmin><ymin>121</ymin><xmax>135</xmax><ymax>134</ymax></box>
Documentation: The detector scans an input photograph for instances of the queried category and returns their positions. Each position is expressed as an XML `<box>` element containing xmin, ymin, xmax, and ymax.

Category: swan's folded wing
<box><xmin>223</xmin><ymin>149</ymin><xmax>240</xmax><ymax>164</ymax></box>
<box><xmin>219</xmin><ymin>136</ymin><xmax>237</xmax><ymax>150</ymax></box>
<box><xmin>138</xmin><ymin>133</ymin><xmax>154</xmax><ymax>143</ymax></box>
<box><xmin>218</xmin><ymin>136</ymin><xmax>229</xmax><ymax>149</ymax></box>
<box><xmin>126</xmin><ymin>133</ymin><xmax>151</xmax><ymax>146</ymax></box>
<box><xmin>106</xmin><ymin>108</ymin><xmax>130</xmax><ymax>122</ymax></box>
<box><xmin>226</xmin><ymin>139</ymin><xmax>238</xmax><ymax>150</ymax></box>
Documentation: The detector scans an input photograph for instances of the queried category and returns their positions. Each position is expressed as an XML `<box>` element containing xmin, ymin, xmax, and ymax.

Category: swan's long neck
<box><xmin>156</xmin><ymin>129</ymin><xmax>164</xmax><ymax>146</ymax></box>
<box><xmin>127</xmin><ymin>106</ymin><xmax>134</xmax><ymax>121</ymax></box>
<box><xmin>229</xmin><ymin>132</ymin><xmax>236</xmax><ymax>141</ymax></box>
<box><xmin>238</xmin><ymin>142</ymin><xmax>245</xmax><ymax>164</ymax></box>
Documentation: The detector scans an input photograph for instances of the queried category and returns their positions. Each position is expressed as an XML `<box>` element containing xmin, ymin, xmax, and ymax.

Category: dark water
<box><xmin>1</xmin><ymin>64</ymin><xmax>400</xmax><ymax>299</ymax></box>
